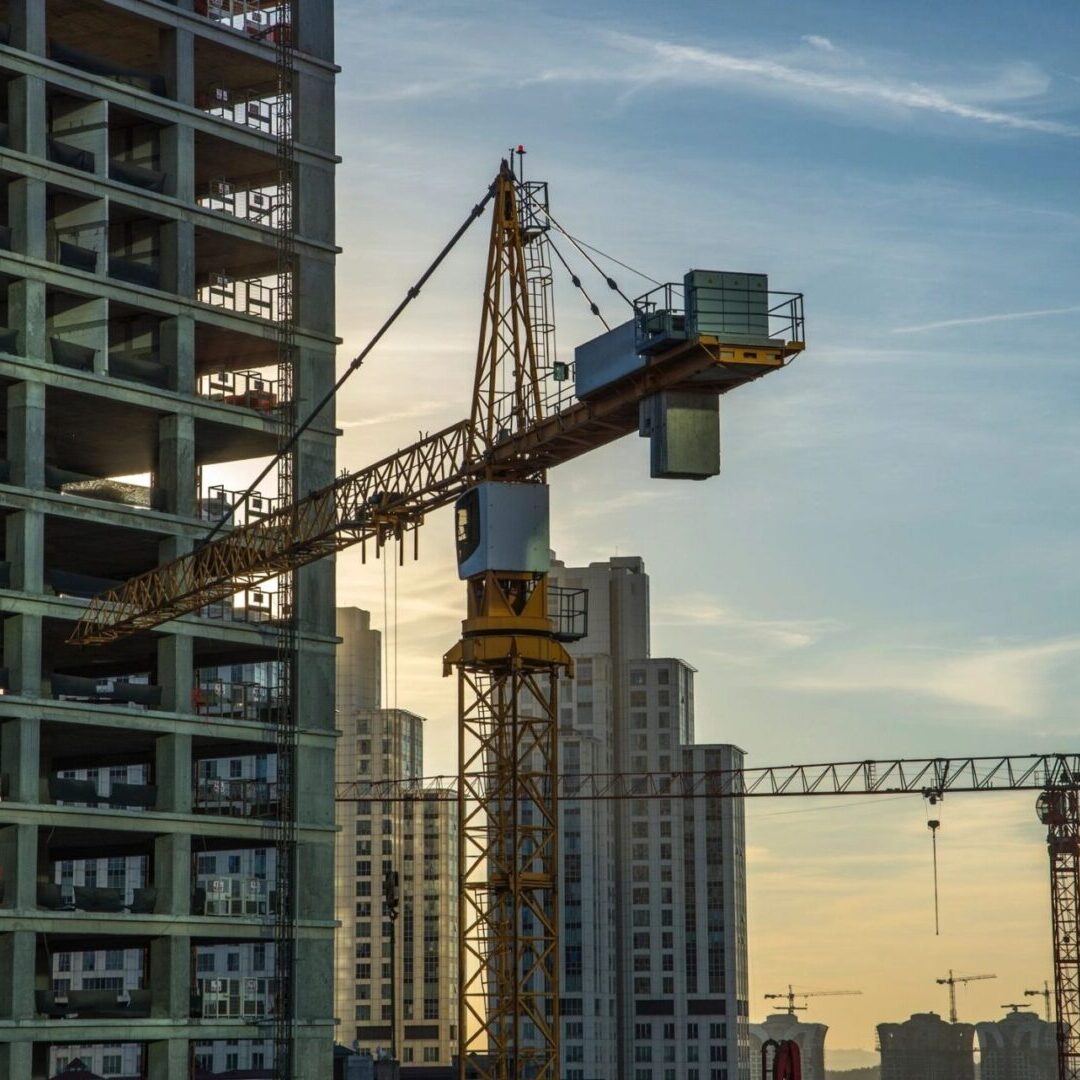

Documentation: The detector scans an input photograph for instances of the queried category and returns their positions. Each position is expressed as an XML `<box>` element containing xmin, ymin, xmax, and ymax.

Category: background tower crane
<box><xmin>937</xmin><ymin>970</ymin><xmax>997</xmax><ymax>1023</ymax></box>
<box><xmin>764</xmin><ymin>986</ymin><xmax>863</xmax><ymax>1015</ymax></box>
<box><xmin>1027</xmin><ymin>981</ymin><xmax>1054</xmax><ymax>1022</ymax></box>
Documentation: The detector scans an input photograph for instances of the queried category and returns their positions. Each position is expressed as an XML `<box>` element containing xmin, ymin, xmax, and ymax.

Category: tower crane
<box><xmin>1027</xmin><ymin>981</ymin><xmax>1054</xmax><ymax>1022</ymax></box>
<box><xmin>69</xmin><ymin>159</ymin><xmax>805</xmax><ymax>1080</ymax></box>
<box><xmin>937</xmin><ymin>970</ymin><xmax>997</xmax><ymax>1024</ymax></box>
<box><xmin>764</xmin><ymin>985</ymin><xmax>862</xmax><ymax>1015</ymax></box>
<box><xmin>339</xmin><ymin>753</ymin><xmax>1080</xmax><ymax>1080</ymax></box>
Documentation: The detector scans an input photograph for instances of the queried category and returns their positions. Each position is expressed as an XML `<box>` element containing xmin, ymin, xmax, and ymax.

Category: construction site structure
<box><xmin>763</xmin><ymin>986</ymin><xmax>862</xmax><ymax>1015</ymax></box>
<box><xmin>0</xmin><ymin>1</ymin><xmax>337</xmax><ymax>1077</ymax></box>
<box><xmin>878</xmin><ymin>1012</ymin><xmax>975</xmax><ymax>1080</ymax></box>
<box><xmin>938</xmin><ymin>971</ymin><xmax>997</xmax><ymax>1024</ymax></box>
<box><xmin>977</xmin><ymin>1006</ymin><xmax>1057</xmax><ymax>1080</ymax></box>
<box><xmin>751</xmin><ymin>1014</ymin><xmax>827</xmax><ymax>1080</ymax></box>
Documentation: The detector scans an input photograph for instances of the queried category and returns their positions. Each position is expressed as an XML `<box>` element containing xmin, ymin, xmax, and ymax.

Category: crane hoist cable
<box><xmin>204</xmin><ymin>177</ymin><xmax>500</xmax><ymax>543</ymax></box>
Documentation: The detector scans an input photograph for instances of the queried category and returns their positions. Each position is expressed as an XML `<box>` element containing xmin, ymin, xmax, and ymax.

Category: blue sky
<box><xmin>326</xmin><ymin>0</ymin><xmax>1080</xmax><ymax>1054</ymax></box>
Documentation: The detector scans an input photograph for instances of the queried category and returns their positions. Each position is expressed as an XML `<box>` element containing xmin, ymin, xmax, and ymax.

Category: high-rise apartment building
<box><xmin>550</xmin><ymin>555</ymin><xmax>750</xmax><ymax>1080</ymax></box>
<box><xmin>0</xmin><ymin>1</ymin><xmax>338</xmax><ymax>1076</ymax></box>
<box><xmin>878</xmin><ymin>1012</ymin><xmax>975</xmax><ymax>1080</ymax></box>
<box><xmin>976</xmin><ymin>1008</ymin><xmax>1056</xmax><ymax>1080</ymax></box>
<box><xmin>334</xmin><ymin>608</ymin><xmax>458</xmax><ymax>1068</ymax></box>
<box><xmin>749</xmin><ymin>1013</ymin><xmax>828</xmax><ymax>1080</ymax></box>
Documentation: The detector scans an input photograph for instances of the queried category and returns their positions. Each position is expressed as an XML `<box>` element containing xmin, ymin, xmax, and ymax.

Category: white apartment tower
<box><xmin>334</xmin><ymin>607</ymin><xmax>458</xmax><ymax>1067</ymax></box>
<box><xmin>551</xmin><ymin>555</ymin><xmax>750</xmax><ymax>1080</ymax></box>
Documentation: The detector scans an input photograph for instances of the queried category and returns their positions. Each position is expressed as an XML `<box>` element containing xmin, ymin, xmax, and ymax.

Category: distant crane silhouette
<box><xmin>1001</xmin><ymin>1003</ymin><xmax>1032</xmax><ymax>1014</ymax></box>
<box><xmin>764</xmin><ymin>985</ymin><xmax>863</xmax><ymax>1015</ymax></box>
<box><xmin>936</xmin><ymin>970</ymin><xmax>997</xmax><ymax>1023</ymax></box>
<box><xmin>1025</xmin><ymin>981</ymin><xmax>1053</xmax><ymax>1022</ymax></box>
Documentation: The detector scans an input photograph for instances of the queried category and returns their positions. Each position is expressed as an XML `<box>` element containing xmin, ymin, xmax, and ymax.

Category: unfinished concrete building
<box><xmin>878</xmin><ymin>1012</ymin><xmax>975</xmax><ymax>1080</ymax></box>
<box><xmin>976</xmin><ymin>1008</ymin><xmax>1056</xmax><ymax>1080</ymax></box>
<box><xmin>0</xmin><ymin>1</ymin><xmax>338</xmax><ymax>1077</ymax></box>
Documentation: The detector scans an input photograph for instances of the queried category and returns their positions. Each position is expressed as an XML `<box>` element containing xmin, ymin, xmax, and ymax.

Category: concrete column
<box><xmin>8</xmin><ymin>0</ymin><xmax>46</xmax><ymax>54</ymax></box>
<box><xmin>9</xmin><ymin>176</ymin><xmax>46</xmax><ymax>260</ymax></box>
<box><xmin>160</xmin><ymin>220</ymin><xmax>195</xmax><ymax>298</ymax></box>
<box><xmin>295</xmin><ymin>160</ymin><xmax>335</xmax><ymax>246</ymax></box>
<box><xmin>9</xmin><ymin>278</ymin><xmax>47</xmax><ymax>361</ymax></box>
<box><xmin>157</xmin><ymin>632</ymin><xmax>193</xmax><ymax>714</ymax></box>
<box><xmin>0</xmin><ymin>930</ymin><xmax>34</xmax><ymax>1017</ymax></box>
<box><xmin>160</xmin><ymin>123</ymin><xmax>195</xmax><ymax>203</ymax></box>
<box><xmin>153</xmin><ymin>832</ymin><xmax>191</xmax><ymax>917</ymax></box>
<box><xmin>158</xmin><ymin>413</ymin><xmax>196</xmax><ymax>517</ymax></box>
<box><xmin>295</xmin><ymin>252</ymin><xmax>336</xmax><ymax>337</ymax></box>
<box><xmin>161</xmin><ymin>314</ymin><xmax>195</xmax><ymax>393</ymax></box>
<box><xmin>159</xmin><ymin>28</ymin><xmax>195</xmax><ymax>107</ymax></box>
<box><xmin>46</xmin><ymin>293</ymin><xmax>108</xmax><ymax>374</ymax></box>
<box><xmin>5</xmin><ymin>510</ymin><xmax>44</xmax><ymax>593</ymax></box>
<box><xmin>294</xmin><ymin>937</ymin><xmax>334</xmax><ymax>1022</ymax></box>
<box><xmin>4</xmin><ymin>614</ymin><xmax>41</xmax><ymax>698</ymax></box>
<box><xmin>155</xmin><ymin>732</ymin><xmax>192</xmax><ymax>814</ymax></box>
<box><xmin>0</xmin><ymin>716</ymin><xmax>40</xmax><ymax>803</ymax></box>
<box><xmin>295</xmin><ymin>69</ymin><xmax>335</xmax><ymax>153</ymax></box>
<box><xmin>294</xmin><ymin>6</ymin><xmax>335</xmax><ymax>64</ymax></box>
<box><xmin>293</xmin><ymin>346</ymin><xmax>336</xmax><ymax>637</ymax></box>
<box><xmin>294</xmin><ymin>1031</ymin><xmax>334</xmax><ymax>1080</ymax></box>
<box><xmin>8</xmin><ymin>380</ymin><xmax>45</xmax><ymax>489</ymax></box>
<box><xmin>50</xmin><ymin>98</ymin><xmax>108</xmax><ymax>181</ymax></box>
<box><xmin>0</xmin><ymin>1042</ymin><xmax>33</xmax><ymax>1078</ymax></box>
<box><xmin>150</xmin><ymin>933</ymin><xmax>189</xmax><ymax>1016</ymax></box>
<box><xmin>296</xmin><ymin>831</ymin><xmax>334</xmax><ymax>921</ymax></box>
<box><xmin>9</xmin><ymin>75</ymin><xmax>45</xmax><ymax>157</ymax></box>
<box><xmin>147</xmin><ymin>1039</ymin><xmax>190</xmax><ymax>1079</ymax></box>
<box><xmin>0</xmin><ymin>824</ymin><xmax>37</xmax><ymax>909</ymax></box>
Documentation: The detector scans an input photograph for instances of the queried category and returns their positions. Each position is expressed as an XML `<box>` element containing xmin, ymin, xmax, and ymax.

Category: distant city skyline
<box><xmin>316</xmin><ymin>0</ymin><xmax>1076</xmax><ymax>1054</ymax></box>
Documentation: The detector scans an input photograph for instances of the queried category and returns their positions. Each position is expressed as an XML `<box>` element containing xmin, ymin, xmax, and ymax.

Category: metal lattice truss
<box><xmin>469</xmin><ymin>171</ymin><xmax>543</xmax><ymax>458</ymax></box>
<box><xmin>1041</xmin><ymin>789</ymin><xmax>1080</xmax><ymax>1080</ymax></box>
<box><xmin>457</xmin><ymin>662</ymin><xmax>562</xmax><ymax>1080</ymax></box>
<box><xmin>70</xmin><ymin>422</ymin><xmax>473</xmax><ymax>644</ymax></box>
<box><xmin>337</xmin><ymin>752</ymin><xmax>1080</xmax><ymax>803</ymax></box>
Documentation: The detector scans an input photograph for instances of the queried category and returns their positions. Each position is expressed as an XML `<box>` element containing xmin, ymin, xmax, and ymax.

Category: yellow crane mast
<box><xmin>69</xmin><ymin>160</ymin><xmax>805</xmax><ymax>1079</ymax></box>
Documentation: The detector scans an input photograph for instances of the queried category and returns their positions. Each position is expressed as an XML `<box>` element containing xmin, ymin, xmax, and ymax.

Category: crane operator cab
<box><xmin>455</xmin><ymin>481</ymin><xmax>550</xmax><ymax>581</ymax></box>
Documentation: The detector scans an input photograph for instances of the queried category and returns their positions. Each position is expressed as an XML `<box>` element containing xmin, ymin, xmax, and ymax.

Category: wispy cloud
<box><xmin>653</xmin><ymin>593</ymin><xmax>841</xmax><ymax>651</ymax></box>
<box><xmin>787</xmin><ymin>636</ymin><xmax>1080</xmax><ymax>718</ymax></box>
<box><xmin>631</xmin><ymin>37</ymin><xmax>1079</xmax><ymax>137</ymax></box>
<box><xmin>802</xmin><ymin>34</ymin><xmax>838</xmax><ymax>53</ymax></box>
<box><xmin>892</xmin><ymin>304</ymin><xmax>1080</xmax><ymax>334</ymax></box>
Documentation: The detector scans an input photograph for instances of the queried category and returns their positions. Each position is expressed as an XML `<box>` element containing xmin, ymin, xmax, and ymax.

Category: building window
<box><xmin>423</xmin><ymin>1047</ymin><xmax>439</xmax><ymax>1062</ymax></box>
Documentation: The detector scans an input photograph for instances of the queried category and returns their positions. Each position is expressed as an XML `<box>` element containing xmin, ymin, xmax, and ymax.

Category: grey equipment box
<box><xmin>639</xmin><ymin>390</ymin><xmax>720</xmax><ymax>480</ymax></box>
